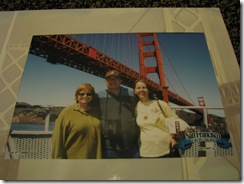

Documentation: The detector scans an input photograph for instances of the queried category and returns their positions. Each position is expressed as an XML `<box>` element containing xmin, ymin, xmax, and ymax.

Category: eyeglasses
<box><xmin>78</xmin><ymin>93</ymin><xmax>93</xmax><ymax>96</ymax></box>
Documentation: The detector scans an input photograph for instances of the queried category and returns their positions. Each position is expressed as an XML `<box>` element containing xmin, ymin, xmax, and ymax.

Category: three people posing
<box><xmin>52</xmin><ymin>70</ymin><xmax>182</xmax><ymax>159</ymax></box>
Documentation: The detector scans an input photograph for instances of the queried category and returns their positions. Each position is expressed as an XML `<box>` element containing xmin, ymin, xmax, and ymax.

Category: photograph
<box><xmin>6</xmin><ymin>33</ymin><xmax>232</xmax><ymax>160</ymax></box>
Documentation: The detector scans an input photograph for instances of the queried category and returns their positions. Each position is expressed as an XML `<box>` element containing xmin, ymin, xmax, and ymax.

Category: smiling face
<box><xmin>77</xmin><ymin>89</ymin><xmax>93</xmax><ymax>105</ymax></box>
<box><xmin>134</xmin><ymin>81</ymin><xmax>150</xmax><ymax>102</ymax></box>
<box><xmin>75</xmin><ymin>83</ymin><xmax>95</xmax><ymax>105</ymax></box>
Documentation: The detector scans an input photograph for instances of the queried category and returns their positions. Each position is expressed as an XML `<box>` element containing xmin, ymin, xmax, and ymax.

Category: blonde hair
<box><xmin>75</xmin><ymin>83</ymin><xmax>95</xmax><ymax>103</ymax></box>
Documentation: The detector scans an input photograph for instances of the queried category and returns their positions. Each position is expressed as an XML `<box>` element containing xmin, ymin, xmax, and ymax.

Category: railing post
<box><xmin>44</xmin><ymin>106</ymin><xmax>50</xmax><ymax>131</ymax></box>
<box><xmin>202</xmin><ymin>108</ymin><xmax>208</xmax><ymax>127</ymax></box>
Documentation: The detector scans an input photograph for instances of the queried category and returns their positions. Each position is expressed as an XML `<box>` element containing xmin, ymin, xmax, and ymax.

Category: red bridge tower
<box><xmin>138</xmin><ymin>33</ymin><xmax>169</xmax><ymax>102</ymax></box>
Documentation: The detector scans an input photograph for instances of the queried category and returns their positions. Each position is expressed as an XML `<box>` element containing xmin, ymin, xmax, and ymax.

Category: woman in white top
<box><xmin>134</xmin><ymin>79</ymin><xmax>178</xmax><ymax>158</ymax></box>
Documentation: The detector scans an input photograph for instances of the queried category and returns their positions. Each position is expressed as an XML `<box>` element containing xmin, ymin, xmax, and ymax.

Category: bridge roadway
<box><xmin>29</xmin><ymin>34</ymin><xmax>201</xmax><ymax>114</ymax></box>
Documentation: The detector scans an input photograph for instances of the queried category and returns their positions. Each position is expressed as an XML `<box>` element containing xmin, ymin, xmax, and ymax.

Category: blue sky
<box><xmin>17</xmin><ymin>33</ymin><xmax>225</xmax><ymax>116</ymax></box>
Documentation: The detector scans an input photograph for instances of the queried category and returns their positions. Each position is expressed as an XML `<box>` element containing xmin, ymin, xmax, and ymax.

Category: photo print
<box><xmin>5</xmin><ymin>33</ymin><xmax>232</xmax><ymax>159</ymax></box>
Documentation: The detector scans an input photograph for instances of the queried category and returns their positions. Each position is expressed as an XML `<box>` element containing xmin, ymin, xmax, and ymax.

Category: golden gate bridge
<box><xmin>28</xmin><ymin>33</ymin><xmax>202</xmax><ymax>114</ymax></box>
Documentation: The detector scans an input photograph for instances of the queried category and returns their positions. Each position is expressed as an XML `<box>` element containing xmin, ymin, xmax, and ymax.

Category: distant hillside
<box><xmin>12</xmin><ymin>102</ymin><xmax>226</xmax><ymax>133</ymax></box>
<box><xmin>12</xmin><ymin>102</ymin><xmax>65</xmax><ymax>124</ymax></box>
<box><xmin>175</xmin><ymin>109</ymin><xmax>228</xmax><ymax>135</ymax></box>
<box><xmin>175</xmin><ymin>110</ymin><xmax>202</xmax><ymax>126</ymax></box>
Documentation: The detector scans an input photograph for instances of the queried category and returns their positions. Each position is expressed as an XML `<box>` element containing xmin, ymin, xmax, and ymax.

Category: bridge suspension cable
<box><xmin>29</xmin><ymin>34</ymin><xmax>201</xmax><ymax>113</ymax></box>
<box><xmin>78</xmin><ymin>33</ymin><xmax>196</xmax><ymax>105</ymax></box>
<box><xmin>158</xmin><ymin>39</ymin><xmax>196</xmax><ymax>105</ymax></box>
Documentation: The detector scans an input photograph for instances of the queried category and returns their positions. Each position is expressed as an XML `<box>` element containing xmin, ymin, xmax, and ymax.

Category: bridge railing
<box><xmin>5</xmin><ymin>106</ymin><xmax>229</xmax><ymax>159</ymax></box>
<box><xmin>171</xmin><ymin>106</ymin><xmax>225</xmax><ymax>127</ymax></box>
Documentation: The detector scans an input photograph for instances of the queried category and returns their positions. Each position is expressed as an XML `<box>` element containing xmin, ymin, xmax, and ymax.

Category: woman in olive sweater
<box><xmin>52</xmin><ymin>83</ymin><xmax>102</xmax><ymax>159</ymax></box>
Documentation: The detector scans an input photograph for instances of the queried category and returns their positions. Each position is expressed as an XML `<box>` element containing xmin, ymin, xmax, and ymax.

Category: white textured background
<box><xmin>0</xmin><ymin>8</ymin><xmax>240</xmax><ymax>180</ymax></box>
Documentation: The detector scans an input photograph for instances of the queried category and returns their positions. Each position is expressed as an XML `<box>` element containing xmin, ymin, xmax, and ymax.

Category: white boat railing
<box><xmin>171</xmin><ymin>105</ymin><xmax>225</xmax><ymax>127</ymax></box>
<box><xmin>6</xmin><ymin>105</ymin><xmax>230</xmax><ymax>159</ymax></box>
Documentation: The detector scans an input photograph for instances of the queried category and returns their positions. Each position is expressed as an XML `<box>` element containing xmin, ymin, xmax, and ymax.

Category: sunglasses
<box><xmin>78</xmin><ymin>93</ymin><xmax>93</xmax><ymax>96</ymax></box>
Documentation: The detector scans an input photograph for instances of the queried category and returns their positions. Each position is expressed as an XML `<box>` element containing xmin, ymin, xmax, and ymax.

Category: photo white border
<box><xmin>0</xmin><ymin>8</ymin><xmax>240</xmax><ymax>180</ymax></box>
